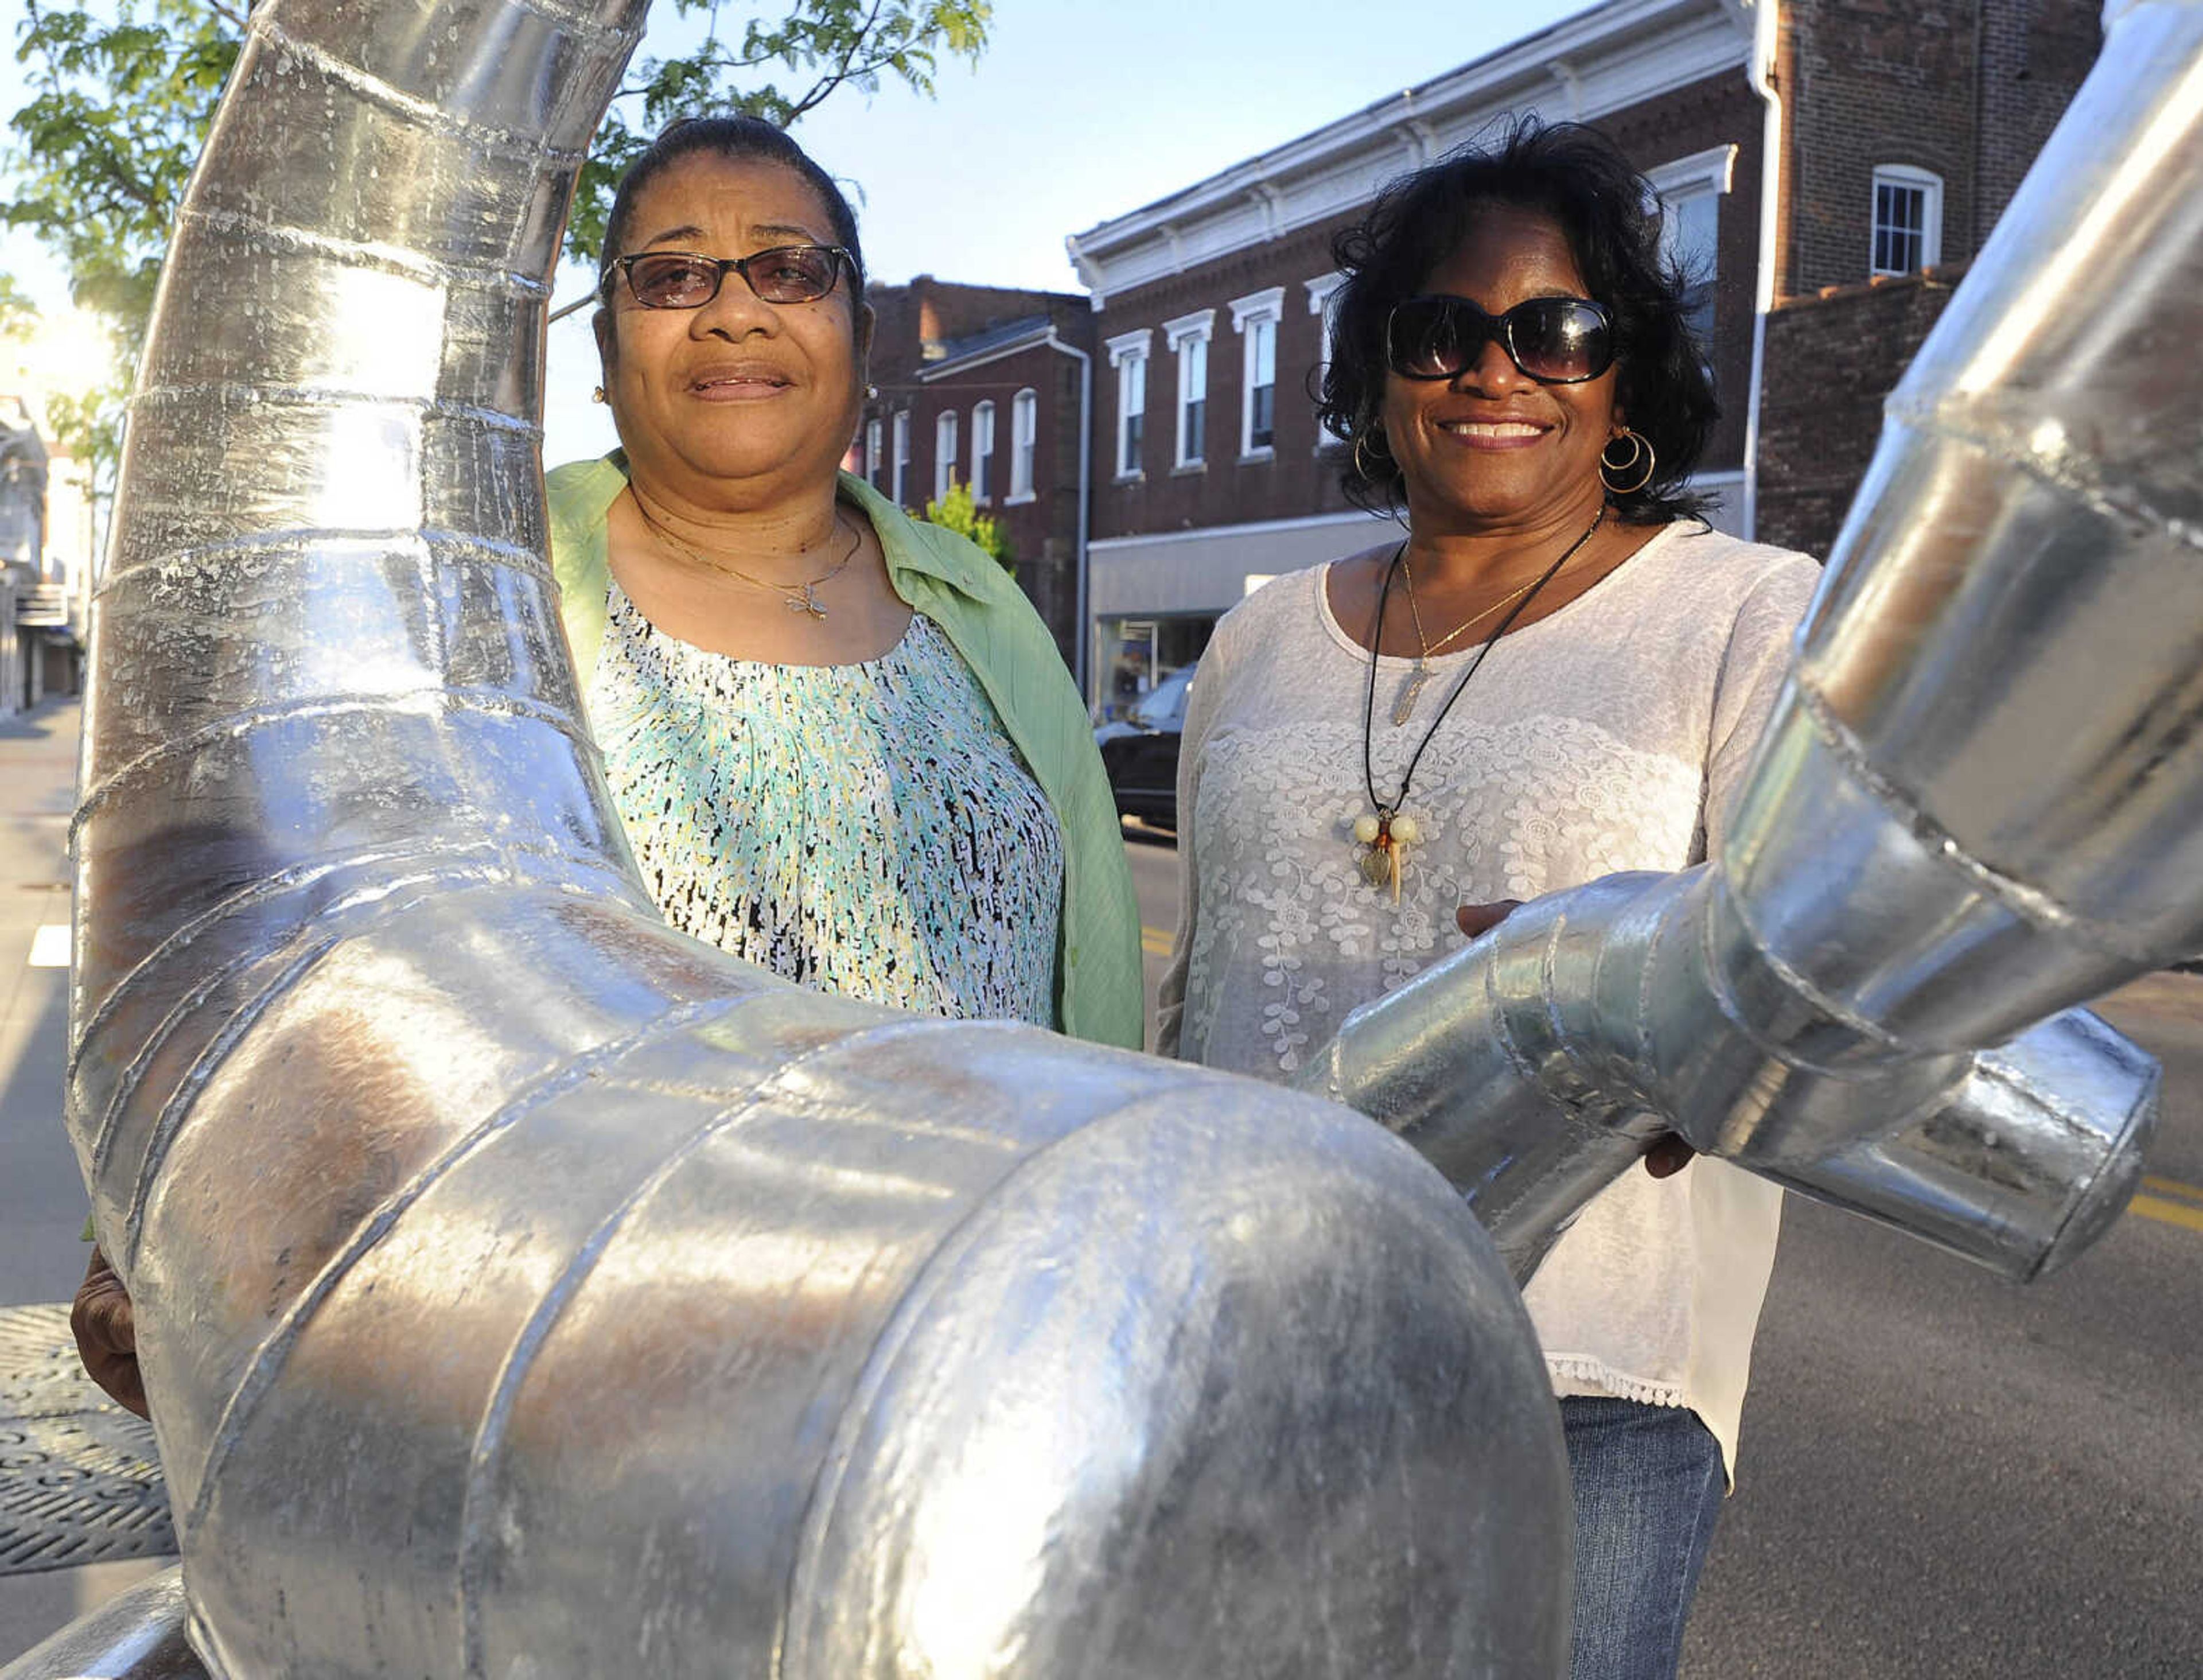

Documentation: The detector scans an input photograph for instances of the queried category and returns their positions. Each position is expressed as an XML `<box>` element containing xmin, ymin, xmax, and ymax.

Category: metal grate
<box><xmin>0</xmin><ymin>1303</ymin><xmax>176</xmax><ymax>1574</ymax></box>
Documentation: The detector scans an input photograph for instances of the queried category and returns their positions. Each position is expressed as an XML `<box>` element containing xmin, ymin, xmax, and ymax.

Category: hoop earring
<box><xmin>1600</xmin><ymin>427</ymin><xmax>1655</xmax><ymax>496</ymax></box>
<box><xmin>1352</xmin><ymin>425</ymin><xmax>1392</xmax><ymax>487</ymax></box>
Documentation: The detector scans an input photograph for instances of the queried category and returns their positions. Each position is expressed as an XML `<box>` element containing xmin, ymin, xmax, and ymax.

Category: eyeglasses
<box><xmin>604</xmin><ymin>244</ymin><xmax>854</xmax><ymax>310</ymax></box>
<box><xmin>1385</xmin><ymin>294</ymin><xmax>1615</xmax><ymax>385</ymax></box>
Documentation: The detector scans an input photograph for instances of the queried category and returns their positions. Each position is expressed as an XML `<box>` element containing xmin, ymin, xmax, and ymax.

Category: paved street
<box><xmin>0</xmin><ymin>698</ymin><xmax>176</xmax><ymax>1660</ymax></box>
<box><xmin>5</xmin><ymin>718</ymin><xmax>2196</xmax><ymax>1668</ymax></box>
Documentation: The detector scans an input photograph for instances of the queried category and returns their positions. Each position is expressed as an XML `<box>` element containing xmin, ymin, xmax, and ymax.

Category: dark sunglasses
<box><xmin>603</xmin><ymin>243</ymin><xmax>854</xmax><ymax>310</ymax></box>
<box><xmin>1386</xmin><ymin>294</ymin><xmax>1615</xmax><ymax>384</ymax></box>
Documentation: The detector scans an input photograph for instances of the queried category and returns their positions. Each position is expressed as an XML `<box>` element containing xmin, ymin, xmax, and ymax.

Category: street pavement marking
<box><xmin>1142</xmin><ymin>925</ymin><xmax>1173</xmax><ymax>956</ymax></box>
<box><xmin>27</xmin><ymin>924</ymin><xmax>69</xmax><ymax>969</ymax></box>
<box><xmin>2131</xmin><ymin>1193</ymin><xmax>2203</xmax><ymax>1235</ymax></box>
<box><xmin>2133</xmin><ymin>1175</ymin><xmax>2203</xmax><ymax>1236</ymax></box>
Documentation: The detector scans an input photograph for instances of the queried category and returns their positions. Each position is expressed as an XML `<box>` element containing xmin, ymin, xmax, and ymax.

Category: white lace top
<box><xmin>1157</xmin><ymin>522</ymin><xmax>1821</xmax><ymax>1476</ymax></box>
<box><xmin>589</xmin><ymin>582</ymin><xmax>1063</xmax><ymax>1025</ymax></box>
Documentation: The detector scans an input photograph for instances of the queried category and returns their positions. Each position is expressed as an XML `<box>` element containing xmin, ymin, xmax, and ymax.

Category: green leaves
<box><xmin>924</xmin><ymin>480</ymin><xmax>1013</xmax><ymax>573</ymax></box>
<box><xmin>567</xmin><ymin>0</ymin><xmax>993</xmax><ymax>263</ymax></box>
<box><xmin>3</xmin><ymin>0</ymin><xmax>995</xmax><ymax>489</ymax></box>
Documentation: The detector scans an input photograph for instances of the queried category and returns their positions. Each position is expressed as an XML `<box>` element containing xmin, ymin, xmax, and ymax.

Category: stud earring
<box><xmin>590</xmin><ymin>386</ymin><xmax>606</xmax><ymax>405</ymax></box>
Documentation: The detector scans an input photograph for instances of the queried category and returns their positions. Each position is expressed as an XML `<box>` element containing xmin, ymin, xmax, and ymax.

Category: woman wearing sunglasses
<box><xmin>1157</xmin><ymin>119</ymin><xmax>1820</xmax><ymax>1678</ymax></box>
<box><xmin>551</xmin><ymin>115</ymin><xmax>1141</xmax><ymax>1043</ymax></box>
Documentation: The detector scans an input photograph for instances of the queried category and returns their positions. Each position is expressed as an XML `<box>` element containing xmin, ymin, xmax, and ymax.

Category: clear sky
<box><xmin>1</xmin><ymin>0</ymin><xmax>1599</xmax><ymax>462</ymax></box>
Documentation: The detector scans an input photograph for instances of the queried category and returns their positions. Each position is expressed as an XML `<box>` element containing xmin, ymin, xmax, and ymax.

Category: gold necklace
<box><xmin>1393</xmin><ymin>565</ymin><xmax>1544</xmax><ymax>726</ymax></box>
<box><xmin>632</xmin><ymin>491</ymin><xmax>861</xmax><ymax>621</ymax></box>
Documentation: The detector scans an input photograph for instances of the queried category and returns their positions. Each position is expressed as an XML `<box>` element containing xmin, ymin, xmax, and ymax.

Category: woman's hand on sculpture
<box><xmin>72</xmin><ymin>1245</ymin><xmax>149</xmax><ymax>1418</ymax></box>
<box><xmin>1454</xmin><ymin>900</ymin><xmax>1523</xmax><ymax>939</ymax></box>
<box><xmin>1455</xmin><ymin>897</ymin><xmax>1695</xmax><ymax>1180</ymax></box>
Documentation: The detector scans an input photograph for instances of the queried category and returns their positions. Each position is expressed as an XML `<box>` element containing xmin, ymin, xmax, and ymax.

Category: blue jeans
<box><xmin>1561</xmin><ymin>1395</ymin><xmax>1726</xmax><ymax>1680</ymax></box>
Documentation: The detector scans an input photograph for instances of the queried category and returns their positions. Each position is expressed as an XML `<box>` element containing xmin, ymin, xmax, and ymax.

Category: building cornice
<box><xmin>1065</xmin><ymin>0</ymin><xmax>1749</xmax><ymax>306</ymax></box>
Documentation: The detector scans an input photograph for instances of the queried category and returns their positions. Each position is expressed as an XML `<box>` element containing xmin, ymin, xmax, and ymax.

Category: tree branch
<box><xmin>784</xmin><ymin>0</ymin><xmax>886</xmax><ymax>122</ymax></box>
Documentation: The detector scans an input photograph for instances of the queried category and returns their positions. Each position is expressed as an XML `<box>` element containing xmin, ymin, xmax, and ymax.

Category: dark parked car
<box><xmin>1095</xmin><ymin>663</ymin><xmax>1196</xmax><ymax>830</ymax></box>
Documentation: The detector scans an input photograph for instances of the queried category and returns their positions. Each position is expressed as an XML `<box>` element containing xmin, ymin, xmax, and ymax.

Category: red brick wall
<box><xmin>1975</xmin><ymin>0</ymin><xmax>2099</xmax><ymax>239</ymax></box>
<box><xmin>1091</xmin><ymin>213</ymin><xmax>1363</xmax><ymax>543</ymax></box>
<box><xmin>1776</xmin><ymin>0</ymin><xmax>2097</xmax><ymax>297</ymax></box>
<box><xmin>911</xmin><ymin>337</ymin><xmax>1091</xmax><ymax>666</ymax></box>
<box><xmin>856</xmin><ymin>279</ymin><xmax>1095</xmax><ymax>664</ymax></box>
<box><xmin>1779</xmin><ymin>0</ymin><xmax>1984</xmax><ymax>295</ymax></box>
<box><xmin>1757</xmin><ymin>0</ymin><xmax>2101</xmax><ymax>560</ymax></box>
<box><xmin>1754</xmin><ymin>265</ymin><xmax>1963</xmax><ymax>558</ymax></box>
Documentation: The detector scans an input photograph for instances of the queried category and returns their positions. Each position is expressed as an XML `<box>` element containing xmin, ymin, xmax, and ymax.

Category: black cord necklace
<box><xmin>1356</xmin><ymin>501</ymin><xmax>1609</xmax><ymax>898</ymax></box>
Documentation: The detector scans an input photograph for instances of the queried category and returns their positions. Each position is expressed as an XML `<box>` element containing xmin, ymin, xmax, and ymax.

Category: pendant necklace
<box><xmin>1358</xmin><ymin>502</ymin><xmax>1608</xmax><ymax>901</ymax></box>
<box><xmin>632</xmin><ymin>490</ymin><xmax>862</xmax><ymax>621</ymax></box>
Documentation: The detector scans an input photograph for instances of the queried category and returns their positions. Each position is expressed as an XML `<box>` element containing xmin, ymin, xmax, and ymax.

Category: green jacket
<box><xmin>546</xmin><ymin>454</ymin><xmax>1144</xmax><ymax>1051</ymax></box>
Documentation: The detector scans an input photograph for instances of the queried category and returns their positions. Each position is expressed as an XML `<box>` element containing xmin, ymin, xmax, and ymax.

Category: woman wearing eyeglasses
<box><xmin>552</xmin><ymin>115</ymin><xmax>1142</xmax><ymax>1042</ymax></box>
<box><xmin>1157</xmin><ymin>120</ymin><xmax>1820</xmax><ymax>1679</ymax></box>
<box><xmin>69</xmin><ymin>115</ymin><xmax>1145</xmax><ymax>1424</ymax></box>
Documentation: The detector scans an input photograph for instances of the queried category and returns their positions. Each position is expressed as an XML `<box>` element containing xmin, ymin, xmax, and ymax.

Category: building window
<box><xmin>1305</xmin><ymin>272</ymin><xmax>1347</xmax><ymax>447</ymax></box>
<box><xmin>1645</xmin><ymin>144</ymin><xmax>1736</xmax><ymax>364</ymax></box>
<box><xmin>934</xmin><ymin>410</ymin><xmax>959</xmax><ymax>501</ymax></box>
<box><xmin>865</xmin><ymin>417</ymin><xmax>882</xmax><ymax>486</ymax></box>
<box><xmin>1009</xmin><ymin>387</ymin><xmax>1038</xmax><ymax>501</ymax></box>
<box><xmin>1229</xmin><ymin>287</ymin><xmax>1285</xmax><ymax>458</ymax></box>
<box><xmin>1871</xmin><ymin>165</ymin><xmax>1943</xmax><ymax>277</ymax></box>
<box><xmin>1106</xmin><ymin>329</ymin><xmax>1151</xmax><ymax>480</ymax></box>
<box><xmin>891</xmin><ymin>410</ymin><xmax>910</xmax><ymax>504</ymax></box>
<box><xmin>970</xmin><ymin>400</ymin><xmax>995</xmax><ymax>504</ymax></box>
<box><xmin>1164</xmin><ymin>309</ymin><xmax>1214</xmax><ymax>469</ymax></box>
<box><xmin>1664</xmin><ymin>186</ymin><xmax>1721</xmax><ymax>348</ymax></box>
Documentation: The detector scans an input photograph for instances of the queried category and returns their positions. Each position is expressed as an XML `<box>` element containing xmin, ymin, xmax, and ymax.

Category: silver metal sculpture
<box><xmin>48</xmin><ymin>2</ymin><xmax>1570</xmax><ymax>1675</ymax></box>
<box><xmin>21</xmin><ymin>0</ymin><xmax>2199</xmax><ymax>1674</ymax></box>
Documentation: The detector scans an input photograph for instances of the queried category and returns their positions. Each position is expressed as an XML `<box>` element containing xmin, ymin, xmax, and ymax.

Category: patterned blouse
<box><xmin>588</xmin><ymin>581</ymin><xmax>1064</xmax><ymax>1025</ymax></box>
<box><xmin>1156</xmin><ymin>522</ymin><xmax>1821</xmax><ymax>1479</ymax></box>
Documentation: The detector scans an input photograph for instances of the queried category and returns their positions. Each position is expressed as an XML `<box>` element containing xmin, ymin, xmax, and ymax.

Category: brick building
<box><xmin>1754</xmin><ymin>0</ymin><xmax>2099</xmax><ymax>554</ymax></box>
<box><xmin>1061</xmin><ymin>0</ymin><xmax>2101</xmax><ymax>707</ymax></box>
<box><xmin>1067</xmin><ymin>0</ymin><xmax>1764</xmax><ymax>705</ymax></box>
<box><xmin>853</xmin><ymin>277</ymin><xmax>1096</xmax><ymax>668</ymax></box>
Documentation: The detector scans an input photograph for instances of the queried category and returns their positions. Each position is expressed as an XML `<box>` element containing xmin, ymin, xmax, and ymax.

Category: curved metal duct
<box><xmin>43</xmin><ymin>0</ymin><xmax>2197</xmax><ymax>1674</ymax></box>
<box><xmin>61</xmin><ymin>1</ymin><xmax>1574</xmax><ymax>1675</ymax></box>
<box><xmin>1298</xmin><ymin>0</ymin><xmax>2202</xmax><ymax>1281</ymax></box>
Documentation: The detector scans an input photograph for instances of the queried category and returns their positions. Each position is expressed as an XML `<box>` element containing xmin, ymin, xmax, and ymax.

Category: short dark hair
<box><xmin>1317</xmin><ymin>116</ymin><xmax>1718</xmax><ymax>524</ymax></box>
<box><xmin>598</xmin><ymin>116</ymin><xmax>866</xmax><ymax>312</ymax></box>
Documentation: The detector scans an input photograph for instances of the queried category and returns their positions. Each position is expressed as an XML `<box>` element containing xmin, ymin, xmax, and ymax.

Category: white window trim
<box><xmin>1107</xmin><ymin>329</ymin><xmax>1151</xmax><ymax>481</ymax></box>
<box><xmin>1304</xmin><ymin>273</ymin><xmax>1348</xmax><ymax>449</ymax></box>
<box><xmin>1645</xmin><ymin>143</ymin><xmax>1735</xmax><ymax>270</ymax></box>
<box><xmin>1163</xmin><ymin>308</ymin><xmax>1215</xmax><ymax>470</ymax></box>
<box><xmin>970</xmin><ymin>399</ymin><xmax>995</xmax><ymax>505</ymax></box>
<box><xmin>1229</xmin><ymin>287</ymin><xmax>1285</xmax><ymax>461</ymax></box>
<box><xmin>890</xmin><ymin>410</ymin><xmax>909</xmax><ymax>505</ymax></box>
<box><xmin>934</xmin><ymin>410</ymin><xmax>958</xmax><ymax>502</ymax></box>
<box><xmin>1645</xmin><ymin>142</ymin><xmax>1737</xmax><ymax>202</ymax></box>
<box><xmin>1870</xmin><ymin>163</ymin><xmax>1944</xmax><ymax>276</ymax></box>
<box><xmin>1007</xmin><ymin>386</ymin><xmax>1038</xmax><ymax>504</ymax></box>
<box><xmin>864</xmin><ymin>417</ymin><xmax>882</xmax><ymax>486</ymax></box>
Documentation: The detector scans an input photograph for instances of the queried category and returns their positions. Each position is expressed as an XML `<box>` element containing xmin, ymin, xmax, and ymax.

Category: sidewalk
<box><xmin>0</xmin><ymin>697</ymin><xmax>181</xmax><ymax>1662</ymax></box>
